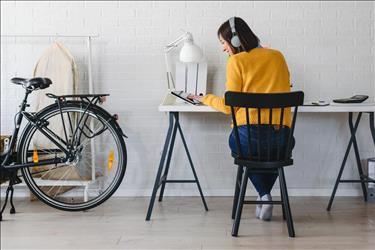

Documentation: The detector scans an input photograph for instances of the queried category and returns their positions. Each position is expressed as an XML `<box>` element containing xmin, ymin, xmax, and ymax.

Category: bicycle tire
<box><xmin>18</xmin><ymin>101</ymin><xmax>127</xmax><ymax>211</ymax></box>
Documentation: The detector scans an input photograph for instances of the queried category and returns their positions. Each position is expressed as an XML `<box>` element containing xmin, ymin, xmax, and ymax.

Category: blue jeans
<box><xmin>229</xmin><ymin>125</ymin><xmax>294</xmax><ymax>197</ymax></box>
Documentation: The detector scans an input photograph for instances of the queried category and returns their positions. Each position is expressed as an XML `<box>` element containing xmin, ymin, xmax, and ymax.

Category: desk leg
<box><xmin>146</xmin><ymin>113</ymin><xmax>174</xmax><ymax>221</ymax></box>
<box><xmin>351</xmin><ymin>114</ymin><xmax>368</xmax><ymax>202</ymax></box>
<box><xmin>146</xmin><ymin>112</ymin><xmax>208</xmax><ymax>220</ymax></box>
<box><xmin>370</xmin><ymin>112</ymin><xmax>375</xmax><ymax>146</ymax></box>
<box><xmin>158</xmin><ymin>114</ymin><xmax>178</xmax><ymax>202</ymax></box>
<box><xmin>327</xmin><ymin>112</ymin><xmax>362</xmax><ymax>211</ymax></box>
<box><xmin>177</xmin><ymin>117</ymin><xmax>209</xmax><ymax>211</ymax></box>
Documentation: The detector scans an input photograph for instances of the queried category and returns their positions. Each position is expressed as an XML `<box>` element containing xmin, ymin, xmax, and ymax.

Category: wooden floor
<box><xmin>1</xmin><ymin>197</ymin><xmax>374</xmax><ymax>249</ymax></box>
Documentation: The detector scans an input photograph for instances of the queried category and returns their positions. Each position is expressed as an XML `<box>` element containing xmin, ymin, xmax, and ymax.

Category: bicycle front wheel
<box><xmin>19</xmin><ymin>102</ymin><xmax>126</xmax><ymax>211</ymax></box>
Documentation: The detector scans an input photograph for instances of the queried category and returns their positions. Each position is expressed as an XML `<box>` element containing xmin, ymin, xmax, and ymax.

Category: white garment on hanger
<box><xmin>31</xmin><ymin>42</ymin><xmax>79</xmax><ymax>165</ymax></box>
<box><xmin>32</xmin><ymin>41</ymin><xmax>78</xmax><ymax>111</ymax></box>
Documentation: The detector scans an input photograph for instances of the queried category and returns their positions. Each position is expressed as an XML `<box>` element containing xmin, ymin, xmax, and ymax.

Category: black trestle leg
<box><xmin>146</xmin><ymin>112</ymin><xmax>209</xmax><ymax>220</ymax></box>
<box><xmin>145</xmin><ymin>113</ymin><xmax>174</xmax><ymax>221</ymax></box>
<box><xmin>369</xmin><ymin>112</ymin><xmax>375</xmax><ymax>146</ymax></box>
<box><xmin>177</xmin><ymin>121</ymin><xmax>208</xmax><ymax>211</ymax></box>
<box><xmin>327</xmin><ymin>112</ymin><xmax>362</xmax><ymax>211</ymax></box>
<box><xmin>158</xmin><ymin>121</ymin><xmax>178</xmax><ymax>202</ymax></box>
<box><xmin>351</xmin><ymin>129</ymin><xmax>368</xmax><ymax>202</ymax></box>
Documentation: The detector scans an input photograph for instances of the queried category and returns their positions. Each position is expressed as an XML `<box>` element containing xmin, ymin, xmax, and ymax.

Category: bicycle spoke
<box><xmin>45</xmin><ymin>167</ymin><xmax>72</xmax><ymax>195</ymax></box>
<box><xmin>51</xmin><ymin>167</ymin><xmax>75</xmax><ymax>199</ymax></box>
<box><xmin>20</xmin><ymin>105</ymin><xmax>126</xmax><ymax>210</ymax></box>
<box><xmin>38</xmin><ymin>164</ymin><xmax>69</xmax><ymax>179</ymax></box>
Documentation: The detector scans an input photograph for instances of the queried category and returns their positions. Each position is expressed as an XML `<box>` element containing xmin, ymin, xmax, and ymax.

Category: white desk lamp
<box><xmin>164</xmin><ymin>31</ymin><xmax>203</xmax><ymax>90</ymax></box>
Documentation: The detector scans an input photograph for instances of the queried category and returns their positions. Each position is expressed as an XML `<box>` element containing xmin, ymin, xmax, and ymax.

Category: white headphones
<box><xmin>229</xmin><ymin>17</ymin><xmax>241</xmax><ymax>48</ymax></box>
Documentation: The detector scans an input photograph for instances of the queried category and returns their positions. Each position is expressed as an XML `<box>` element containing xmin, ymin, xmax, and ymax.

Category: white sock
<box><xmin>255</xmin><ymin>196</ymin><xmax>262</xmax><ymax>219</ymax></box>
<box><xmin>260</xmin><ymin>194</ymin><xmax>273</xmax><ymax>221</ymax></box>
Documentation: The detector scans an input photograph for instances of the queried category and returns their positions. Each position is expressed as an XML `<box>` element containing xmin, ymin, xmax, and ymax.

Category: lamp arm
<box><xmin>164</xmin><ymin>31</ymin><xmax>194</xmax><ymax>89</ymax></box>
<box><xmin>164</xmin><ymin>32</ymin><xmax>192</xmax><ymax>53</ymax></box>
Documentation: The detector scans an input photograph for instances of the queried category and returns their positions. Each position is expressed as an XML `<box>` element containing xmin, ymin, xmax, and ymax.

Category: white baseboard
<box><xmin>1</xmin><ymin>186</ymin><xmax>363</xmax><ymax>198</ymax></box>
<box><xmin>111</xmin><ymin>188</ymin><xmax>363</xmax><ymax>197</ymax></box>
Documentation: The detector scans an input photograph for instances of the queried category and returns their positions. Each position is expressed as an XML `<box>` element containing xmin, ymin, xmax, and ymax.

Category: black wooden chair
<box><xmin>225</xmin><ymin>91</ymin><xmax>304</xmax><ymax>237</ymax></box>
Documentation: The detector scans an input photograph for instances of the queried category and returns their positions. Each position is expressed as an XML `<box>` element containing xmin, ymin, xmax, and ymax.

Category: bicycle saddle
<box><xmin>11</xmin><ymin>77</ymin><xmax>52</xmax><ymax>90</ymax></box>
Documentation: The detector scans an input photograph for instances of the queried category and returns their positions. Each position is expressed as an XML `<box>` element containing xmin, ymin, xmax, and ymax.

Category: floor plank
<box><xmin>1</xmin><ymin>197</ymin><xmax>374</xmax><ymax>249</ymax></box>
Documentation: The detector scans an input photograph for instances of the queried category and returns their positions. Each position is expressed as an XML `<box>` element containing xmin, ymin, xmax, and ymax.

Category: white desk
<box><xmin>159</xmin><ymin>92</ymin><xmax>375</xmax><ymax>113</ymax></box>
<box><xmin>146</xmin><ymin>93</ymin><xmax>375</xmax><ymax>220</ymax></box>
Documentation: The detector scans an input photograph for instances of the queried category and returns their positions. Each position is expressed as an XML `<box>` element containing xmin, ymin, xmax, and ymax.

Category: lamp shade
<box><xmin>179</xmin><ymin>40</ymin><xmax>203</xmax><ymax>63</ymax></box>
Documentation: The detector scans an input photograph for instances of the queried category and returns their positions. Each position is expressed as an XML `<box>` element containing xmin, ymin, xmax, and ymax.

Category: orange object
<box><xmin>107</xmin><ymin>150</ymin><xmax>114</xmax><ymax>171</ymax></box>
<box><xmin>33</xmin><ymin>149</ymin><xmax>39</xmax><ymax>163</ymax></box>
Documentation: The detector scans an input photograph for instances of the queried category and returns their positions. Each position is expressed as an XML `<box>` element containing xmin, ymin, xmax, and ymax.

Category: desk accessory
<box><xmin>303</xmin><ymin>100</ymin><xmax>330</xmax><ymax>106</ymax></box>
<box><xmin>164</xmin><ymin>31</ymin><xmax>203</xmax><ymax>90</ymax></box>
<box><xmin>333</xmin><ymin>95</ymin><xmax>369</xmax><ymax>103</ymax></box>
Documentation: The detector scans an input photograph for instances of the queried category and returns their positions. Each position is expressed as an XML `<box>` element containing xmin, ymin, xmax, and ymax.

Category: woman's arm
<box><xmin>200</xmin><ymin>57</ymin><xmax>243</xmax><ymax>114</ymax></box>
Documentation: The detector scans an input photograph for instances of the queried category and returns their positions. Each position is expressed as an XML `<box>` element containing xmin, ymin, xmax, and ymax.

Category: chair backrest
<box><xmin>225</xmin><ymin>91</ymin><xmax>304</xmax><ymax>162</ymax></box>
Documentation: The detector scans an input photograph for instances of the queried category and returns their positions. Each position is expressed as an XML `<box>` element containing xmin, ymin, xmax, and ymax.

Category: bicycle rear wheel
<box><xmin>19</xmin><ymin>102</ymin><xmax>126</xmax><ymax>211</ymax></box>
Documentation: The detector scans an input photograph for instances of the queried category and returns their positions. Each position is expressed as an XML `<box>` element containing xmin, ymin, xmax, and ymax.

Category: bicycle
<box><xmin>0</xmin><ymin>77</ymin><xmax>127</xmax><ymax>221</ymax></box>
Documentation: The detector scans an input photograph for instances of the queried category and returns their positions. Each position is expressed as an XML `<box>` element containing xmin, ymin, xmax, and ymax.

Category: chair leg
<box><xmin>278</xmin><ymin>168</ymin><xmax>295</xmax><ymax>237</ymax></box>
<box><xmin>231</xmin><ymin>166</ymin><xmax>243</xmax><ymax>219</ymax></box>
<box><xmin>231</xmin><ymin>167</ymin><xmax>249</xmax><ymax>237</ymax></box>
<box><xmin>279</xmin><ymin>182</ymin><xmax>286</xmax><ymax>221</ymax></box>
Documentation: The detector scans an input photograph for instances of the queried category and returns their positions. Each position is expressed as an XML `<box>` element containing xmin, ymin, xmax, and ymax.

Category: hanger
<box><xmin>52</xmin><ymin>33</ymin><xmax>60</xmax><ymax>45</ymax></box>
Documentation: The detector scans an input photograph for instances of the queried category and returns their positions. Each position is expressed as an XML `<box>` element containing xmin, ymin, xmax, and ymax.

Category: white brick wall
<box><xmin>1</xmin><ymin>1</ymin><xmax>374</xmax><ymax>197</ymax></box>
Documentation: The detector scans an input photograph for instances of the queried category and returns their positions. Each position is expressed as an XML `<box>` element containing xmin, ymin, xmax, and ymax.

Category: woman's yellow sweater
<box><xmin>201</xmin><ymin>48</ymin><xmax>291</xmax><ymax>127</ymax></box>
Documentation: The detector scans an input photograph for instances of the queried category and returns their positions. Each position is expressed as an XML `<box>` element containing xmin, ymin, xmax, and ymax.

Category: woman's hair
<box><xmin>217</xmin><ymin>17</ymin><xmax>260</xmax><ymax>54</ymax></box>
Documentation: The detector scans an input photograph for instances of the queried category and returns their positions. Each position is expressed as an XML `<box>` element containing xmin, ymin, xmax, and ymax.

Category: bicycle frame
<box><xmin>0</xmin><ymin>89</ymin><xmax>60</xmax><ymax>170</ymax></box>
<box><xmin>1</xmin><ymin>89</ymin><xmax>110</xmax><ymax>171</ymax></box>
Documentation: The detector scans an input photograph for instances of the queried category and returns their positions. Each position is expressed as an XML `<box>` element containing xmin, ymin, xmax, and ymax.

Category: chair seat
<box><xmin>231</xmin><ymin>152</ymin><xmax>293</xmax><ymax>169</ymax></box>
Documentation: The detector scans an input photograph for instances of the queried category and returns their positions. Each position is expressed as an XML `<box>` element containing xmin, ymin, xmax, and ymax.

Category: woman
<box><xmin>189</xmin><ymin>17</ymin><xmax>292</xmax><ymax>221</ymax></box>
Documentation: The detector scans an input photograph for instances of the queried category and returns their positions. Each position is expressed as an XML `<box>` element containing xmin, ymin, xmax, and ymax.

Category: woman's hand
<box><xmin>187</xmin><ymin>94</ymin><xmax>204</xmax><ymax>102</ymax></box>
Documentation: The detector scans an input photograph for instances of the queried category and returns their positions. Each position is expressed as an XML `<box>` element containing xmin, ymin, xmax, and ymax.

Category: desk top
<box><xmin>159</xmin><ymin>92</ymin><xmax>375</xmax><ymax>113</ymax></box>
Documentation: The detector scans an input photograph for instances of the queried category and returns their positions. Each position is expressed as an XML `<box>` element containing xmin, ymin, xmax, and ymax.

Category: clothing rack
<box><xmin>1</xmin><ymin>33</ymin><xmax>99</xmax><ymax>94</ymax></box>
<box><xmin>1</xmin><ymin>34</ymin><xmax>99</xmax><ymax>37</ymax></box>
<box><xmin>1</xmin><ymin>33</ymin><xmax>99</xmax><ymax>181</ymax></box>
